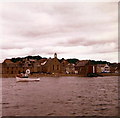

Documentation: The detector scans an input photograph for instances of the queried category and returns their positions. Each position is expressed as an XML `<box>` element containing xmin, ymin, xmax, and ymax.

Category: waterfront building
<box><xmin>65</xmin><ymin>63</ymin><xmax>75</xmax><ymax>74</ymax></box>
<box><xmin>97</xmin><ymin>64</ymin><xmax>110</xmax><ymax>73</ymax></box>
<box><xmin>75</xmin><ymin>60</ymin><xmax>97</xmax><ymax>76</ymax></box>
<box><xmin>2</xmin><ymin>53</ymin><xmax>117</xmax><ymax>77</ymax></box>
<box><xmin>42</xmin><ymin>53</ymin><xmax>62</xmax><ymax>74</ymax></box>
<box><xmin>110</xmin><ymin>63</ymin><xmax>120</xmax><ymax>73</ymax></box>
<box><xmin>61</xmin><ymin>59</ymin><xmax>69</xmax><ymax>74</ymax></box>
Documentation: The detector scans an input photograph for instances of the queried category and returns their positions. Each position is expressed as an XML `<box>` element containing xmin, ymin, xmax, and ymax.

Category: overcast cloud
<box><xmin>0</xmin><ymin>2</ymin><xmax>118</xmax><ymax>63</ymax></box>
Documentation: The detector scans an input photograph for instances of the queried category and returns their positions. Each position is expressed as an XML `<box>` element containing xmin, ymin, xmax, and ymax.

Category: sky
<box><xmin>0</xmin><ymin>2</ymin><xmax>118</xmax><ymax>63</ymax></box>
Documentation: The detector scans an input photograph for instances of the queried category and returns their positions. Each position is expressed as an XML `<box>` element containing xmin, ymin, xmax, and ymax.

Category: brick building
<box><xmin>75</xmin><ymin>60</ymin><xmax>97</xmax><ymax>76</ymax></box>
<box><xmin>42</xmin><ymin>53</ymin><xmax>62</xmax><ymax>74</ymax></box>
<box><xmin>97</xmin><ymin>64</ymin><xmax>110</xmax><ymax>73</ymax></box>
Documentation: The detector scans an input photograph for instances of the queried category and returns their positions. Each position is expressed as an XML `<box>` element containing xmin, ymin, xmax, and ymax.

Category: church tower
<box><xmin>54</xmin><ymin>53</ymin><xmax>57</xmax><ymax>58</ymax></box>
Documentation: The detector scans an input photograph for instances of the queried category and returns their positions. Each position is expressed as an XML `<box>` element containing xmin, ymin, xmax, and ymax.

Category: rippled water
<box><xmin>2</xmin><ymin>76</ymin><xmax>119</xmax><ymax>116</ymax></box>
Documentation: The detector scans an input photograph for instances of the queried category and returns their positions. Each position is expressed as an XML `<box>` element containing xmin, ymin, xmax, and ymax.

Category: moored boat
<box><xmin>16</xmin><ymin>77</ymin><xmax>40</xmax><ymax>82</ymax></box>
<box><xmin>16</xmin><ymin>69</ymin><xmax>40</xmax><ymax>82</ymax></box>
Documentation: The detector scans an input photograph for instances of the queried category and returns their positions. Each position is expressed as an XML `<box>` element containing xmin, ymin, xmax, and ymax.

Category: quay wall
<box><xmin>99</xmin><ymin>73</ymin><xmax>120</xmax><ymax>76</ymax></box>
<box><xmin>0</xmin><ymin>73</ymin><xmax>120</xmax><ymax>78</ymax></box>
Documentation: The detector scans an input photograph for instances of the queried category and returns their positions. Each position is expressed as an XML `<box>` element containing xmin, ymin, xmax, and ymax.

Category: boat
<box><xmin>16</xmin><ymin>77</ymin><xmax>40</xmax><ymax>82</ymax></box>
<box><xmin>16</xmin><ymin>69</ymin><xmax>40</xmax><ymax>82</ymax></box>
<box><xmin>87</xmin><ymin>73</ymin><xmax>98</xmax><ymax>77</ymax></box>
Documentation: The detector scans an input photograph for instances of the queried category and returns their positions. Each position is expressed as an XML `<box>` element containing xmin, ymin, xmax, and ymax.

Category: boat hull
<box><xmin>16</xmin><ymin>77</ymin><xmax>40</xmax><ymax>82</ymax></box>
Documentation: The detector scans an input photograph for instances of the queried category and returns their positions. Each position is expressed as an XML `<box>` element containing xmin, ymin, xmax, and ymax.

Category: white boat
<box><xmin>16</xmin><ymin>77</ymin><xmax>40</xmax><ymax>82</ymax></box>
<box><xmin>16</xmin><ymin>69</ymin><xmax>40</xmax><ymax>82</ymax></box>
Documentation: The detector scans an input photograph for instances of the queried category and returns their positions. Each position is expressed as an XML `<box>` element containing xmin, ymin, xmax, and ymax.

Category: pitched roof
<box><xmin>97</xmin><ymin>64</ymin><xmax>108</xmax><ymax>67</ymax></box>
<box><xmin>76</xmin><ymin>60</ymin><xmax>89</xmax><ymax>66</ymax></box>
<box><xmin>39</xmin><ymin>59</ymin><xmax>47</xmax><ymax>63</ymax></box>
<box><xmin>41</xmin><ymin>61</ymin><xmax>47</xmax><ymax>65</ymax></box>
<box><xmin>3</xmin><ymin>59</ymin><xmax>13</xmax><ymax>64</ymax></box>
<box><xmin>61</xmin><ymin>60</ymin><xmax>69</xmax><ymax>65</ymax></box>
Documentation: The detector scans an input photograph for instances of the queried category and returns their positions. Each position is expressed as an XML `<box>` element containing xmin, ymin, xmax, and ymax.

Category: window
<box><xmin>57</xmin><ymin>65</ymin><xmax>59</xmax><ymax>70</ymax></box>
<box><xmin>28</xmin><ymin>64</ymin><xmax>31</xmax><ymax>66</ymax></box>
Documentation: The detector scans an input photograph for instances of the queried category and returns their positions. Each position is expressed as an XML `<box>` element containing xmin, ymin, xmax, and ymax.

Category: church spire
<box><xmin>54</xmin><ymin>53</ymin><xmax>57</xmax><ymax>58</ymax></box>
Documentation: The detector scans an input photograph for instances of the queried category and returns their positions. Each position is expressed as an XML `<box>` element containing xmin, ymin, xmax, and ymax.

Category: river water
<box><xmin>1</xmin><ymin>76</ymin><xmax>119</xmax><ymax>116</ymax></box>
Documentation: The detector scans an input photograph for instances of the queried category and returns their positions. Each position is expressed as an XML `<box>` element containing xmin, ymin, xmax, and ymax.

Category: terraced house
<box><xmin>1</xmin><ymin>53</ymin><xmax>64</xmax><ymax>77</ymax></box>
<box><xmin>1</xmin><ymin>53</ymin><xmax>118</xmax><ymax>77</ymax></box>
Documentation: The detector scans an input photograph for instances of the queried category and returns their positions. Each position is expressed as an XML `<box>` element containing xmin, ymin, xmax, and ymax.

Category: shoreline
<box><xmin>1</xmin><ymin>73</ymin><xmax>120</xmax><ymax>78</ymax></box>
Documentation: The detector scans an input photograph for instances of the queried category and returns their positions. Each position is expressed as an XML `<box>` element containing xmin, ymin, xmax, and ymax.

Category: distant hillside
<box><xmin>90</xmin><ymin>60</ymin><xmax>111</xmax><ymax>65</ymax></box>
<box><xmin>67</xmin><ymin>58</ymin><xmax>79</xmax><ymax>64</ymax></box>
<box><xmin>8</xmin><ymin>55</ymin><xmax>112</xmax><ymax>65</ymax></box>
<box><xmin>11</xmin><ymin>55</ymin><xmax>43</xmax><ymax>63</ymax></box>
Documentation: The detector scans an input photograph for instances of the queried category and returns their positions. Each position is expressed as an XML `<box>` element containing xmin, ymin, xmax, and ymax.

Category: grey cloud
<box><xmin>20</xmin><ymin>47</ymin><xmax>66</xmax><ymax>57</ymax></box>
<box><xmin>0</xmin><ymin>2</ymin><xmax>118</xmax><ymax>62</ymax></box>
<box><xmin>1</xmin><ymin>2</ymin><xmax>116</xmax><ymax>37</ymax></box>
<box><xmin>57</xmin><ymin>37</ymin><xmax>116</xmax><ymax>47</ymax></box>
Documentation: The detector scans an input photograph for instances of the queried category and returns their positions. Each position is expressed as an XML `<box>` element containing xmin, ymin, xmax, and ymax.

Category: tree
<box><xmin>67</xmin><ymin>58</ymin><xmax>79</xmax><ymax>64</ymax></box>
